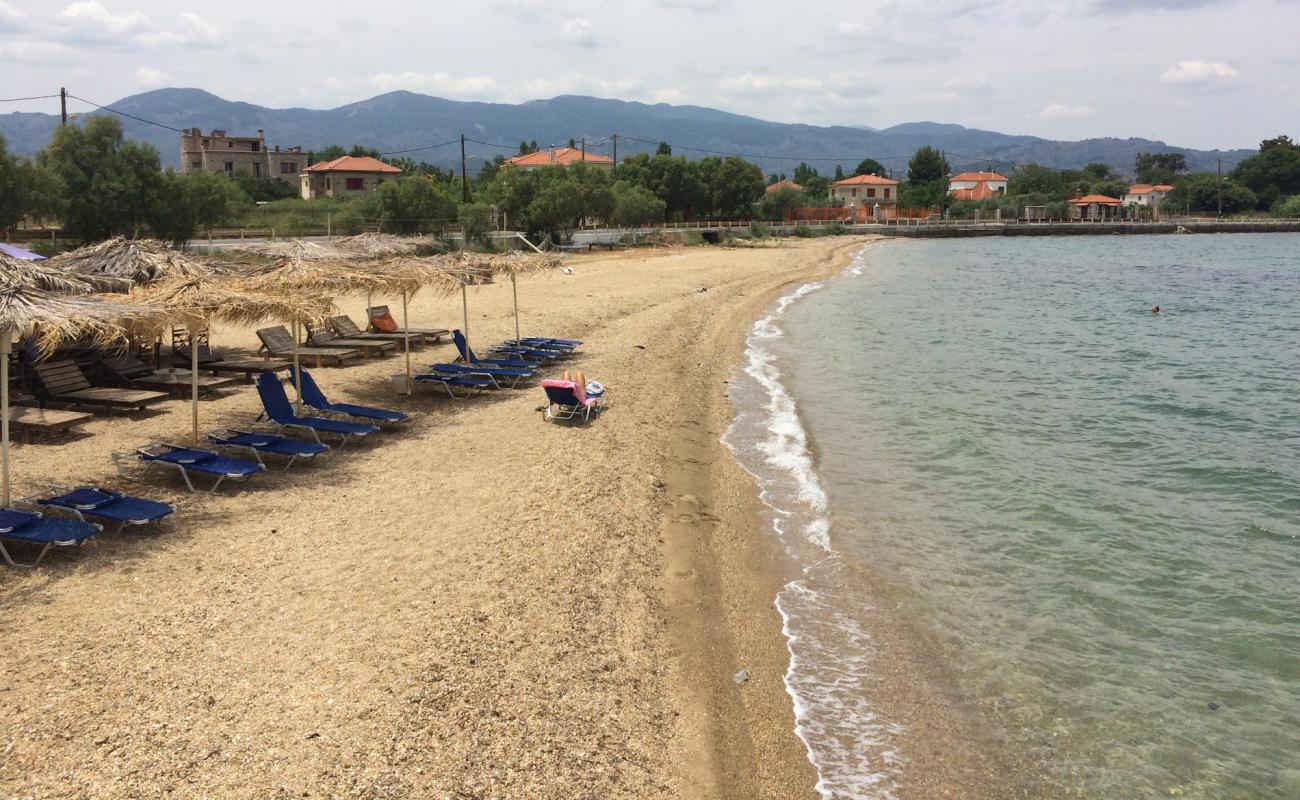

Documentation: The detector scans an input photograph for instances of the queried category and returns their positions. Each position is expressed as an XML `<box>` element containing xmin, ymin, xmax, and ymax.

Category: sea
<box><xmin>723</xmin><ymin>233</ymin><xmax>1300</xmax><ymax>799</ymax></box>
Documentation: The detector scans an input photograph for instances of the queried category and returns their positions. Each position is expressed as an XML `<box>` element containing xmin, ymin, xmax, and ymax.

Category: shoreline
<box><xmin>0</xmin><ymin>238</ymin><xmax>865</xmax><ymax>798</ymax></box>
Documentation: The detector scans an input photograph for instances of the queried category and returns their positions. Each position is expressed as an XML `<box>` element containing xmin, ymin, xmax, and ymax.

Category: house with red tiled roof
<box><xmin>300</xmin><ymin>156</ymin><xmax>402</xmax><ymax>199</ymax></box>
<box><xmin>1068</xmin><ymin>193</ymin><xmax>1123</xmax><ymax>220</ymax></box>
<box><xmin>504</xmin><ymin>146</ymin><xmax>614</xmax><ymax>170</ymax></box>
<box><xmin>1123</xmin><ymin>184</ymin><xmax>1175</xmax><ymax>207</ymax></box>
<box><xmin>766</xmin><ymin>178</ymin><xmax>804</xmax><ymax>194</ymax></box>
<box><xmin>948</xmin><ymin>171</ymin><xmax>1009</xmax><ymax>200</ymax></box>
<box><xmin>829</xmin><ymin>174</ymin><xmax>899</xmax><ymax>215</ymax></box>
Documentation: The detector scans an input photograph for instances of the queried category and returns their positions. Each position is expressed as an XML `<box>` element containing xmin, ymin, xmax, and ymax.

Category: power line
<box><xmin>67</xmin><ymin>94</ymin><xmax>187</xmax><ymax>133</ymax></box>
<box><xmin>0</xmin><ymin>94</ymin><xmax>60</xmax><ymax>103</ymax></box>
<box><xmin>464</xmin><ymin>136</ymin><xmax>525</xmax><ymax>151</ymax></box>
<box><xmin>379</xmin><ymin>138</ymin><xmax>461</xmax><ymax>156</ymax></box>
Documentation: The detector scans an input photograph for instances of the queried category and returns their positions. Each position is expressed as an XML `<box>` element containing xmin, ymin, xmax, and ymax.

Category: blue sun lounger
<box><xmin>412</xmin><ymin>371</ymin><xmax>494</xmax><ymax>399</ymax></box>
<box><xmin>451</xmin><ymin>330</ymin><xmax>541</xmax><ymax>369</ymax></box>
<box><xmin>114</xmin><ymin>442</ymin><xmax>265</xmax><ymax>493</ymax></box>
<box><xmin>206</xmin><ymin>428</ymin><xmax>329</xmax><ymax>470</ymax></box>
<box><xmin>0</xmin><ymin>508</ymin><xmax>101</xmax><ymax>568</ymax></box>
<box><xmin>509</xmin><ymin>337</ymin><xmax>580</xmax><ymax>352</ymax></box>
<box><xmin>297</xmin><ymin>369</ymin><xmax>408</xmax><ymax>424</ymax></box>
<box><xmin>256</xmin><ymin>373</ymin><xmax>380</xmax><ymax>446</ymax></box>
<box><xmin>427</xmin><ymin>362</ymin><xmax>535</xmax><ymax>389</ymax></box>
<box><xmin>33</xmin><ymin>486</ymin><xmax>174</xmax><ymax>535</ymax></box>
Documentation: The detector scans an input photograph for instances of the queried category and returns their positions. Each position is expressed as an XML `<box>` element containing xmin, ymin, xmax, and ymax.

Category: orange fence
<box><xmin>785</xmin><ymin>206</ymin><xmax>938</xmax><ymax>222</ymax></box>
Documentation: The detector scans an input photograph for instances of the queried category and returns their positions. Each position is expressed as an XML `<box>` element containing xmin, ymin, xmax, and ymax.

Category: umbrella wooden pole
<box><xmin>190</xmin><ymin>327</ymin><xmax>200</xmax><ymax>446</ymax></box>
<box><xmin>461</xmin><ymin>285</ymin><xmax>470</xmax><ymax>363</ymax></box>
<box><xmin>292</xmin><ymin>318</ymin><xmax>303</xmax><ymax>405</ymax></box>
<box><xmin>512</xmin><ymin>273</ymin><xmax>521</xmax><ymax>345</ymax></box>
<box><xmin>1</xmin><ymin>331</ymin><xmax>10</xmax><ymax>506</ymax></box>
<box><xmin>402</xmin><ymin>290</ymin><xmax>412</xmax><ymax>395</ymax></box>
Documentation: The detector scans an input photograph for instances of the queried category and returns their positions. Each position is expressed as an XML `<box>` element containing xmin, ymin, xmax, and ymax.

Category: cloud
<box><xmin>137</xmin><ymin>12</ymin><xmax>221</xmax><ymax>47</ymax></box>
<box><xmin>1039</xmin><ymin>102</ymin><xmax>1097</xmax><ymax>119</ymax></box>
<box><xmin>833</xmin><ymin>21</ymin><xmax>871</xmax><ymax>39</ymax></box>
<box><xmin>654</xmin><ymin>0</ymin><xmax>730</xmax><ymax>11</ymax></box>
<box><xmin>135</xmin><ymin>66</ymin><xmax>170</xmax><ymax>87</ymax></box>
<box><xmin>1089</xmin><ymin>0</ymin><xmax>1223</xmax><ymax>11</ymax></box>
<box><xmin>60</xmin><ymin>0</ymin><xmax>150</xmax><ymax>37</ymax></box>
<box><xmin>916</xmin><ymin>73</ymin><xmax>999</xmax><ymax>104</ymax></box>
<box><xmin>651</xmin><ymin>87</ymin><xmax>685</xmax><ymax>104</ymax></box>
<box><xmin>354</xmin><ymin>71</ymin><xmax>502</xmax><ymax>98</ymax></box>
<box><xmin>1159</xmin><ymin>59</ymin><xmax>1239</xmax><ymax>85</ymax></box>
<box><xmin>0</xmin><ymin>0</ymin><xmax>27</xmax><ymax>29</ymax></box>
<box><xmin>562</xmin><ymin>18</ymin><xmax>596</xmax><ymax>47</ymax></box>
<box><xmin>0</xmin><ymin>39</ymin><xmax>77</xmax><ymax>63</ymax></box>
<box><xmin>717</xmin><ymin>72</ymin><xmax>823</xmax><ymax>94</ymax></box>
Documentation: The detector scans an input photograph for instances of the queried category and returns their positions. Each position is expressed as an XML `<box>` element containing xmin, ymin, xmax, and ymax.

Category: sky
<box><xmin>0</xmin><ymin>0</ymin><xmax>1296</xmax><ymax>150</ymax></box>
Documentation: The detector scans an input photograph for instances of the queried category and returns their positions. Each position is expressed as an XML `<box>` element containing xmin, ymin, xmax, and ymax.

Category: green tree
<box><xmin>458</xmin><ymin>202</ymin><xmax>495</xmax><ymax>247</ymax></box>
<box><xmin>854</xmin><ymin>158</ymin><xmax>887</xmax><ymax>177</ymax></box>
<box><xmin>477</xmin><ymin>154</ymin><xmax>507</xmax><ymax>184</ymax></box>
<box><xmin>348</xmin><ymin>145</ymin><xmax>382</xmax><ymax>159</ymax></box>
<box><xmin>526</xmin><ymin>169</ymin><xmax>583</xmax><ymax>242</ymax></box>
<box><xmin>15</xmin><ymin>159</ymin><xmax>65</xmax><ymax>226</ymax></box>
<box><xmin>1230</xmin><ymin>135</ymin><xmax>1300</xmax><ymax>209</ymax></box>
<box><xmin>1134</xmin><ymin>152</ymin><xmax>1187</xmax><ymax>184</ymax></box>
<box><xmin>905</xmin><ymin>146</ymin><xmax>950</xmax><ymax>209</ymax></box>
<box><xmin>149</xmin><ymin>170</ymin><xmax>245</xmax><ymax>246</ymax></box>
<box><xmin>0</xmin><ymin>135</ymin><xmax>25</xmax><ymax>232</ymax></box>
<box><xmin>793</xmin><ymin>163</ymin><xmax>818</xmax><ymax>185</ymax></box>
<box><xmin>567</xmin><ymin>138</ymin><xmax>577</xmax><ymax>149</ymax></box>
<box><xmin>233</xmin><ymin>173</ymin><xmax>297</xmax><ymax>202</ymax></box>
<box><xmin>833</xmin><ymin>165</ymin><xmax>845</xmax><ymax>181</ymax></box>
<box><xmin>38</xmin><ymin>116</ymin><xmax>163</xmax><ymax>241</ymax></box>
<box><xmin>610</xmin><ymin>181</ymin><xmax>666</xmax><ymax>227</ymax></box>
<box><xmin>311</xmin><ymin>145</ymin><xmax>347</xmax><ymax>164</ymax></box>
<box><xmin>655</xmin><ymin>141</ymin><xmax>672</xmax><ymax>156</ymax></box>
<box><xmin>710</xmin><ymin>156</ymin><xmax>765</xmax><ymax>217</ymax></box>
<box><xmin>1081</xmin><ymin>162</ymin><xmax>1116</xmax><ymax>182</ymax></box>
<box><xmin>759</xmin><ymin>186</ymin><xmax>804</xmax><ymax>221</ymax></box>
<box><xmin>362</xmin><ymin>176</ymin><xmax>457</xmax><ymax>234</ymax></box>
<box><xmin>1162</xmin><ymin>173</ymin><xmax>1258</xmax><ymax>214</ymax></box>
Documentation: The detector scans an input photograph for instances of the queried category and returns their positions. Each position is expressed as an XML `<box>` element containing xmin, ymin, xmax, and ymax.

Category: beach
<box><xmin>1</xmin><ymin>237</ymin><xmax>864</xmax><ymax>798</ymax></box>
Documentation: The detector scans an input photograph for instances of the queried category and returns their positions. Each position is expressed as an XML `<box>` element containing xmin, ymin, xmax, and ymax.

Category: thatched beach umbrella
<box><xmin>427</xmin><ymin>250</ymin><xmax>563</xmax><ymax>356</ymax></box>
<box><xmin>1</xmin><ymin>252</ymin><xmax>134</xmax><ymax>295</ymax></box>
<box><xmin>47</xmin><ymin>237</ymin><xmax>212</xmax><ymax>286</ymax></box>
<box><xmin>334</xmin><ymin>232</ymin><xmax>445</xmax><ymax>259</ymax></box>
<box><xmin>492</xmin><ymin>250</ymin><xmax>566</xmax><ymax>346</ymax></box>
<box><xmin>365</xmin><ymin>257</ymin><xmax>460</xmax><ymax>394</ymax></box>
<box><xmin>237</xmin><ymin>243</ymin><xmax>395</xmax><ymax>401</ymax></box>
<box><xmin>0</xmin><ymin>280</ymin><xmax>156</xmax><ymax>504</ymax></box>
<box><xmin>123</xmin><ymin>274</ymin><xmax>333</xmax><ymax>445</ymax></box>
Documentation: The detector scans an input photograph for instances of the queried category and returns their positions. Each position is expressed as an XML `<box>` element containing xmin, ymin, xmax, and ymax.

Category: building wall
<box><xmin>179</xmin><ymin>129</ymin><xmax>306</xmax><ymax>180</ymax></box>
<box><xmin>1123</xmin><ymin>190</ymin><xmax>1169</xmax><ymax>206</ymax></box>
<box><xmin>300</xmin><ymin>170</ymin><xmax>393</xmax><ymax>200</ymax></box>
<box><xmin>949</xmin><ymin>178</ymin><xmax>1009</xmax><ymax>193</ymax></box>
<box><xmin>829</xmin><ymin>184</ymin><xmax>898</xmax><ymax>205</ymax></box>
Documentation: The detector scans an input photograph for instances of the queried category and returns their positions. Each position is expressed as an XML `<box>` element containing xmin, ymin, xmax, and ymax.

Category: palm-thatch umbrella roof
<box><xmin>424</xmin><ymin>250</ymin><xmax>567</xmax><ymax>347</ymax></box>
<box><xmin>1</xmin><ymin>252</ymin><xmax>133</xmax><ymax>294</ymax></box>
<box><xmin>334</xmin><ymin>232</ymin><xmax>446</xmax><ymax>258</ymax></box>
<box><xmin>236</xmin><ymin>239</ymin><xmax>357</xmax><ymax>264</ymax></box>
<box><xmin>0</xmin><ymin>279</ymin><xmax>165</xmax><ymax>504</ymax></box>
<box><xmin>46</xmin><ymin>237</ymin><xmax>213</xmax><ymax>286</ymax></box>
<box><xmin>124</xmin><ymin>273</ymin><xmax>335</xmax><ymax>443</ymax></box>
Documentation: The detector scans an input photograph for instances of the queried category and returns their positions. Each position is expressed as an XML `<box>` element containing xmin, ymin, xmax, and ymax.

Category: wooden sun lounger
<box><xmin>33</xmin><ymin>360</ymin><xmax>170</xmax><ymax>412</ymax></box>
<box><xmin>5</xmin><ymin>394</ymin><xmax>92</xmax><ymax>439</ymax></box>
<box><xmin>307</xmin><ymin>327</ymin><xmax>397</xmax><ymax>358</ymax></box>
<box><xmin>329</xmin><ymin>315</ymin><xmax>426</xmax><ymax>348</ymax></box>
<box><xmin>366</xmin><ymin>306</ymin><xmax>450</xmax><ymax>341</ymax></box>
<box><xmin>100</xmin><ymin>355</ymin><xmax>238</xmax><ymax>395</ymax></box>
<box><xmin>256</xmin><ymin>326</ymin><xmax>361</xmax><ymax>368</ymax></box>
<box><xmin>172</xmin><ymin>342</ymin><xmax>292</xmax><ymax>383</ymax></box>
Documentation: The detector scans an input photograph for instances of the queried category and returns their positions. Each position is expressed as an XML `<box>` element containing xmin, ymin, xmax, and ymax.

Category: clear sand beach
<box><xmin>1</xmin><ymin>238</ymin><xmax>874</xmax><ymax>798</ymax></box>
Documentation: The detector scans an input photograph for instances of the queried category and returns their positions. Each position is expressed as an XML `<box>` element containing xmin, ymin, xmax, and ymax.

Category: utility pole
<box><xmin>1216</xmin><ymin>158</ymin><xmax>1223</xmax><ymax>217</ymax></box>
<box><xmin>581</xmin><ymin>136</ymin><xmax>586</xmax><ymax>162</ymax></box>
<box><xmin>460</xmin><ymin>134</ymin><xmax>469</xmax><ymax>203</ymax></box>
<box><xmin>612</xmin><ymin>134</ymin><xmax>618</xmax><ymax>167</ymax></box>
<box><xmin>59</xmin><ymin>87</ymin><xmax>67</xmax><ymax>125</ymax></box>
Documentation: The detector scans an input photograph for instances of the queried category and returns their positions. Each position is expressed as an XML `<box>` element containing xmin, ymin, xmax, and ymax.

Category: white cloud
<box><xmin>651</xmin><ymin>87</ymin><xmax>685</xmax><ymax>104</ymax></box>
<box><xmin>135</xmin><ymin>66</ymin><xmax>170</xmax><ymax>87</ymax></box>
<box><xmin>834</xmin><ymin>21</ymin><xmax>870</xmax><ymax>38</ymax></box>
<box><xmin>654</xmin><ymin>0</ymin><xmax>731</xmax><ymax>11</ymax></box>
<box><xmin>137</xmin><ymin>12</ymin><xmax>221</xmax><ymax>47</ymax></box>
<box><xmin>1039</xmin><ymin>102</ymin><xmax>1097</xmax><ymax>119</ymax></box>
<box><xmin>323</xmin><ymin>72</ymin><xmax>502</xmax><ymax>99</ymax></box>
<box><xmin>717</xmin><ymin>72</ymin><xmax>823</xmax><ymax>94</ymax></box>
<box><xmin>0</xmin><ymin>0</ymin><xmax>27</xmax><ymax>28</ymax></box>
<box><xmin>562</xmin><ymin>18</ymin><xmax>596</xmax><ymax>47</ymax></box>
<box><xmin>1159</xmin><ymin>59</ymin><xmax>1239</xmax><ymax>85</ymax></box>
<box><xmin>0</xmin><ymin>39</ymin><xmax>76</xmax><ymax>63</ymax></box>
<box><xmin>60</xmin><ymin>0</ymin><xmax>150</xmax><ymax>36</ymax></box>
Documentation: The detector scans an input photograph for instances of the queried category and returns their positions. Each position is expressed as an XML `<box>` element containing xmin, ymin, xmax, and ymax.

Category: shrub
<box><xmin>683</xmin><ymin>230</ymin><xmax>706</xmax><ymax>246</ymax></box>
<box><xmin>822</xmin><ymin>221</ymin><xmax>845</xmax><ymax>236</ymax></box>
<box><xmin>749</xmin><ymin>220</ymin><xmax>770</xmax><ymax>238</ymax></box>
<box><xmin>793</xmin><ymin>222</ymin><xmax>814</xmax><ymax>238</ymax></box>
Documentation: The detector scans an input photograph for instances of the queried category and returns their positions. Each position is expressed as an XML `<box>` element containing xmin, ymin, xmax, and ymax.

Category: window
<box><xmin>866</xmin><ymin>188</ymin><xmax>876</xmax><ymax>198</ymax></box>
<box><xmin>346</xmin><ymin>177</ymin><xmax>364</xmax><ymax>191</ymax></box>
<box><xmin>280</xmin><ymin>162</ymin><xmax>298</xmax><ymax>174</ymax></box>
<box><xmin>227</xmin><ymin>141</ymin><xmax>234</xmax><ymax>148</ymax></box>
<box><xmin>326</xmin><ymin>178</ymin><xmax>332</xmax><ymax>190</ymax></box>
<box><xmin>190</xmin><ymin>161</ymin><xmax>201</xmax><ymax>170</ymax></box>
<box><xmin>224</xmin><ymin>161</ymin><xmax>233</xmax><ymax>173</ymax></box>
<box><xmin>251</xmin><ymin>142</ymin><xmax>259</xmax><ymax>152</ymax></box>
<box><xmin>253</xmin><ymin>163</ymin><xmax>260</xmax><ymax>178</ymax></box>
<box><xmin>851</xmin><ymin>188</ymin><xmax>858</xmax><ymax>198</ymax></box>
<box><xmin>884</xmin><ymin>188</ymin><xmax>891</xmax><ymax>199</ymax></box>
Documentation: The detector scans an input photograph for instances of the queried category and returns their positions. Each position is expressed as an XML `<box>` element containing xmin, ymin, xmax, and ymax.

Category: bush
<box><xmin>793</xmin><ymin>222</ymin><xmax>814</xmax><ymax>238</ymax></box>
<box><xmin>822</xmin><ymin>221</ymin><xmax>845</xmax><ymax>236</ymax></box>
<box><xmin>458</xmin><ymin>202</ymin><xmax>495</xmax><ymax>247</ymax></box>
<box><xmin>683</xmin><ymin>230</ymin><xmax>706</xmax><ymax>246</ymax></box>
<box><xmin>1273</xmin><ymin>195</ymin><xmax>1300</xmax><ymax>217</ymax></box>
<box><xmin>749</xmin><ymin>220</ymin><xmax>770</xmax><ymax>238</ymax></box>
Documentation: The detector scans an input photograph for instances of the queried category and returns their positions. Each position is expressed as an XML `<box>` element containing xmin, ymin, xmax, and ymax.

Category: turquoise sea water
<box><xmin>725</xmin><ymin>234</ymin><xmax>1299</xmax><ymax>799</ymax></box>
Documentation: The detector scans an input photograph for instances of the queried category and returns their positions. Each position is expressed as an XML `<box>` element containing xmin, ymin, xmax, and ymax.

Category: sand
<box><xmin>0</xmin><ymin>238</ymin><xmax>871</xmax><ymax>799</ymax></box>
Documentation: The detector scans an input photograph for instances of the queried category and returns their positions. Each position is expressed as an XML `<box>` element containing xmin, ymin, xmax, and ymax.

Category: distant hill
<box><xmin>0</xmin><ymin>88</ymin><xmax>1254</xmax><ymax>177</ymax></box>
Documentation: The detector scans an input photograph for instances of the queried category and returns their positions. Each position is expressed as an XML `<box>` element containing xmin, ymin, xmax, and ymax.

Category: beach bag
<box><xmin>372</xmin><ymin>313</ymin><xmax>398</xmax><ymax>332</ymax></box>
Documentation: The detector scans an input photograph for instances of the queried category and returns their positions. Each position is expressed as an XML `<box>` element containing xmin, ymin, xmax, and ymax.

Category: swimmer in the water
<box><xmin>1152</xmin><ymin>305</ymin><xmax>1161</xmax><ymax>314</ymax></box>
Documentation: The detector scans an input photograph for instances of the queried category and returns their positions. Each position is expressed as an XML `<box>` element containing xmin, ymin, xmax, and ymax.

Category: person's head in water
<box><xmin>1152</xmin><ymin>305</ymin><xmax>1161</xmax><ymax>314</ymax></box>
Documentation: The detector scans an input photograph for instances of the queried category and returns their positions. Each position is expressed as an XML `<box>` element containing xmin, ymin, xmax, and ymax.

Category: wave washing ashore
<box><xmin>725</xmin><ymin>233</ymin><xmax>1300</xmax><ymax>798</ymax></box>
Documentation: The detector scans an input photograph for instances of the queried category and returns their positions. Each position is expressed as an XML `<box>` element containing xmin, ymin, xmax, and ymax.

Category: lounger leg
<box><xmin>170</xmin><ymin>463</ymin><xmax>197</xmax><ymax>493</ymax></box>
<box><xmin>30</xmin><ymin>542</ymin><xmax>54</xmax><ymax>568</ymax></box>
<box><xmin>0</xmin><ymin>542</ymin><xmax>22</xmax><ymax>568</ymax></box>
<box><xmin>208</xmin><ymin>475</ymin><xmax>225</xmax><ymax>493</ymax></box>
<box><xmin>283</xmin><ymin>455</ymin><xmax>297</xmax><ymax>471</ymax></box>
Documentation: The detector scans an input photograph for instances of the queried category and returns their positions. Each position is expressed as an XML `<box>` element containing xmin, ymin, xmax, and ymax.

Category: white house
<box><xmin>1123</xmin><ymin>184</ymin><xmax>1175</xmax><ymax>206</ymax></box>
<box><xmin>948</xmin><ymin>171</ymin><xmax>1009</xmax><ymax>199</ymax></box>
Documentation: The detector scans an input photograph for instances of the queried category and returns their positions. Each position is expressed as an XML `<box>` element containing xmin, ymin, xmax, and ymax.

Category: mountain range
<box><xmin>0</xmin><ymin>88</ymin><xmax>1255</xmax><ymax>177</ymax></box>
